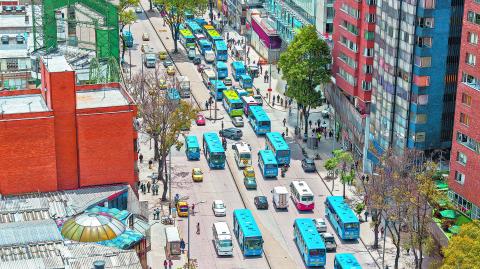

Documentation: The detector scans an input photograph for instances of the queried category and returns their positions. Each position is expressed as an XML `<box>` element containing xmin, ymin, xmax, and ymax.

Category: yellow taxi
<box><xmin>158</xmin><ymin>50</ymin><xmax>167</xmax><ymax>60</ymax></box>
<box><xmin>176</xmin><ymin>201</ymin><xmax>189</xmax><ymax>217</ymax></box>
<box><xmin>243</xmin><ymin>166</ymin><xmax>255</xmax><ymax>178</ymax></box>
<box><xmin>159</xmin><ymin>79</ymin><xmax>167</xmax><ymax>89</ymax></box>
<box><xmin>192</xmin><ymin>168</ymin><xmax>204</xmax><ymax>182</ymax></box>
<box><xmin>166</xmin><ymin>65</ymin><xmax>175</xmax><ymax>76</ymax></box>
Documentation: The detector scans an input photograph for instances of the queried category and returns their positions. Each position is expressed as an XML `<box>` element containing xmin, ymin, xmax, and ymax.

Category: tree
<box><xmin>324</xmin><ymin>158</ymin><xmax>338</xmax><ymax>179</ymax></box>
<box><xmin>278</xmin><ymin>25</ymin><xmax>331</xmax><ymax>135</ymax></box>
<box><xmin>154</xmin><ymin>0</ymin><xmax>208</xmax><ymax>53</ymax></box>
<box><xmin>332</xmin><ymin>150</ymin><xmax>355</xmax><ymax>199</ymax></box>
<box><xmin>129</xmin><ymin>68</ymin><xmax>197</xmax><ymax>201</ymax></box>
<box><xmin>119</xmin><ymin>0</ymin><xmax>139</xmax><ymax>59</ymax></box>
<box><xmin>441</xmin><ymin>221</ymin><xmax>480</xmax><ymax>269</ymax></box>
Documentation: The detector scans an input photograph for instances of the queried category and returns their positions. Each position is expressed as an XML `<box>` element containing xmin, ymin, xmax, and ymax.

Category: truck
<box><xmin>144</xmin><ymin>53</ymin><xmax>157</xmax><ymax>68</ymax></box>
<box><xmin>272</xmin><ymin>186</ymin><xmax>289</xmax><ymax>209</ymax></box>
<box><xmin>176</xmin><ymin>75</ymin><xmax>190</xmax><ymax>98</ymax></box>
<box><xmin>123</xmin><ymin>31</ymin><xmax>133</xmax><ymax>47</ymax></box>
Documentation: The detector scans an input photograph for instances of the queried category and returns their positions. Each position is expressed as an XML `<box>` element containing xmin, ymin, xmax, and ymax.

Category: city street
<box><xmin>126</xmin><ymin>4</ymin><xmax>399</xmax><ymax>269</ymax></box>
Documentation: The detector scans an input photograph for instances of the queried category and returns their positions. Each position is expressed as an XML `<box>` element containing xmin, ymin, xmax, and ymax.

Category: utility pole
<box><xmin>214</xmin><ymin>58</ymin><xmax>218</xmax><ymax>121</ymax></box>
<box><xmin>128</xmin><ymin>24</ymin><xmax>132</xmax><ymax>80</ymax></box>
<box><xmin>209</xmin><ymin>0</ymin><xmax>213</xmax><ymax>23</ymax></box>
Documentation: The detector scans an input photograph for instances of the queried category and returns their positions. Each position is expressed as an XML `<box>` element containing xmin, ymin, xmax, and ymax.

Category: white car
<box><xmin>212</xmin><ymin>200</ymin><xmax>226</xmax><ymax>217</ymax></box>
<box><xmin>314</xmin><ymin>218</ymin><xmax>327</xmax><ymax>233</ymax></box>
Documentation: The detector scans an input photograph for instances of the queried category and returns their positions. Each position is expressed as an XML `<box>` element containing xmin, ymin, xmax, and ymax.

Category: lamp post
<box><xmin>187</xmin><ymin>200</ymin><xmax>206</xmax><ymax>267</ymax></box>
<box><xmin>208</xmin><ymin>0</ymin><xmax>213</xmax><ymax>23</ymax></box>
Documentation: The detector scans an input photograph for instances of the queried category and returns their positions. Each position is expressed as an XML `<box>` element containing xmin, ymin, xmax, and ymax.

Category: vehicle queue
<box><xmin>152</xmin><ymin>17</ymin><xmax>363</xmax><ymax>268</ymax></box>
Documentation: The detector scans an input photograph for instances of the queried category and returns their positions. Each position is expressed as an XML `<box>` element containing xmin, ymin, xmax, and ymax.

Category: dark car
<box><xmin>254</xmin><ymin>196</ymin><xmax>268</xmax><ymax>209</ymax></box>
<box><xmin>163</xmin><ymin>60</ymin><xmax>173</xmax><ymax>68</ymax></box>
<box><xmin>301</xmin><ymin>158</ymin><xmax>316</xmax><ymax>172</ymax></box>
<box><xmin>219</xmin><ymin>127</ymin><xmax>243</xmax><ymax>140</ymax></box>
<box><xmin>320</xmin><ymin>232</ymin><xmax>337</xmax><ymax>252</ymax></box>
<box><xmin>193</xmin><ymin>56</ymin><xmax>202</xmax><ymax>65</ymax></box>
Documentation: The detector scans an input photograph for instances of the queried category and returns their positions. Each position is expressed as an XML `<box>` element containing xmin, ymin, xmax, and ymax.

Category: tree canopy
<box><xmin>441</xmin><ymin>221</ymin><xmax>480</xmax><ymax>269</ymax></box>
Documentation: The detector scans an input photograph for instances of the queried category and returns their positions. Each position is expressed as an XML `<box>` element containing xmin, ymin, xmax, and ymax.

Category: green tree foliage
<box><xmin>441</xmin><ymin>221</ymin><xmax>480</xmax><ymax>269</ymax></box>
<box><xmin>155</xmin><ymin>0</ymin><xmax>208</xmax><ymax>53</ymax></box>
<box><xmin>324</xmin><ymin>158</ymin><xmax>338</xmax><ymax>178</ymax></box>
<box><xmin>278</xmin><ymin>25</ymin><xmax>331</xmax><ymax>135</ymax></box>
<box><xmin>118</xmin><ymin>0</ymin><xmax>139</xmax><ymax>59</ymax></box>
<box><xmin>333</xmin><ymin>150</ymin><xmax>355</xmax><ymax>198</ymax></box>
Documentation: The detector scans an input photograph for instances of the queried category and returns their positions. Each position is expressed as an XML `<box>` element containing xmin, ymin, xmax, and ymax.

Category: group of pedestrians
<box><xmin>163</xmin><ymin>259</ymin><xmax>173</xmax><ymax>269</ymax></box>
<box><xmin>138</xmin><ymin>180</ymin><xmax>159</xmax><ymax>195</ymax></box>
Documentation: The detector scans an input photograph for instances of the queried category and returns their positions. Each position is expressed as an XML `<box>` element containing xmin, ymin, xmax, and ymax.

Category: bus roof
<box><xmin>187</xmin><ymin>21</ymin><xmax>202</xmax><ymax>31</ymax></box>
<box><xmin>235</xmin><ymin>142</ymin><xmax>251</xmax><ymax>153</ymax></box>
<box><xmin>249</xmin><ymin>106</ymin><xmax>270</xmax><ymax>122</ymax></box>
<box><xmin>211</xmin><ymin>80</ymin><xmax>227</xmax><ymax>89</ymax></box>
<box><xmin>233</xmin><ymin>209</ymin><xmax>262</xmax><ymax>238</ymax></box>
<box><xmin>231</xmin><ymin>61</ymin><xmax>245</xmax><ymax>69</ymax></box>
<box><xmin>223</xmin><ymin>90</ymin><xmax>239</xmax><ymax>100</ymax></box>
<box><xmin>294</xmin><ymin>218</ymin><xmax>326</xmax><ymax>250</ymax></box>
<box><xmin>215</xmin><ymin>40</ymin><xmax>227</xmax><ymax>50</ymax></box>
<box><xmin>335</xmin><ymin>253</ymin><xmax>362</xmax><ymax>269</ymax></box>
<box><xmin>179</xmin><ymin>29</ymin><xmax>194</xmax><ymax>37</ymax></box>
<box><xmin>185</xmin><ymin>135</ymin><xmax>199</xmax><ymax>148</ymax></box>
<box><xmin>167</xmin><ymin>88</ymin><xmax>180</xmax><ymax>100</ymax></box>
<box><xmin>326</xmin><ymin>196</ymin><xmax>359</xmax><ymax>224</ymax></box>
<box><xmin>213</xmin><ymin>222</ymin><xmax>231</xmax><ymax>241</ymax></box>
<box><xmin>266</xmin><ymin>132</ymin><xmax>289</xmax><ymax>151</ymax></box>
<box><xmin>240</xmin><ymin>74</ymin><xmax>252</xmax><ymax>80</ymax></box>
<box><xmin>203</xmin><ymin>132</ymin><xmax>225</xmax><ymax>153</ymax></box>
<box><xmin>258</xmin><ymin>150</ymin><xmax>277</xmax><ymax>165</ymax></box>
<box><xmin>203</xmin><ymin>24</ymin><xmax>215</xmax><ymax>31</ymax></box>
<box><xmin>241</xmin><ymin>96</ymin><xmax>258</xmax><ymax>104</ymax></box>
<box><xmin>199</xmin><ymin>39</ymin><xmax>212</xmax><ymax>46</ymax></box>
<box><xmin>216</xmin><ymin>61</ymin><xmax>227</xmax><ymax>68</ymax></box>
<box><xmin>291</xmin><ymin>181</ymin><xmax>314</xmax><ymax>196</ymax></box>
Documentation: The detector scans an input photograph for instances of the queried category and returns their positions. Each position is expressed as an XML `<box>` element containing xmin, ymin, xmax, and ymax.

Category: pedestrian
<box><xmin>283</xmin><ymin>118</ymin><xmax>286</xmax><ymax>127</ymax></box>
<box><xmin>141</xmin><ymin>183</ymin><xmax>146</xmax><ymax>194</ymax></box>
<box><xmin>264</xmin><ymin>74</ymin><xmax>267</xmax><ymax>83</ymax></box>
<box><xmin>324</xmin><ymin>130</ymin><xmax>327</xmax><ymax>139</ymax></box>
<box><xmin>180</xmin><ymin>238</ymin><xmax>186</xmax><ymax>253</ymax></box>
<box><xmin>381</xmin><ymin>226</ymin><xmax>385</xmax><ymax>237</ymax></box>
<box><xmin>205</xmin><ymin>100</ymin><xmax>209</xmax><ymax>110</ymax></box>
<box><xmin>247</xmin><ymin>47</ymin><xmax>250</xmax><ymax>55</ymax></box>
<box><xmin>329</xmin><ymin>129</ymin><xmax>333</xmax><ymax>138</ymax></box>
<box><xmin>247</xmin><ymin>57</ymin><xmax>250</xmax><ymax>65</ymax></box>
<box><xmin>168</xmin><ymin>260</ymin><xmax>173</xmax><ymax>269</ymax></box>
<box><xmin>139</xmin><ymin>153</ymin><xmax>143</xmax><ymax>163</ymax></box>
<box><xmin>277</xmin><ymin>65</ymin><xmax>280</xmax><ymax>74</ymax></box>
<box><xmin>282</xmin><ymin>132</ymin><xmax>285</xmax><ymax>139</ymax></box>
<box><xmin>163</xmin><ymin>259</ymin><xmax>168</xmax><ymax>269</ymax></box>
<box><xmin>148</xmin><ymin>159</ymin><xmax>153</xmax><ymax>169</ymax></box>
<box><xmin>406</xmin><ymin>248</ymin><xmax>410</xmax><ymax>255</ymax></box>
<box><xmin>364</xmin><ymin>211</ymin><xmax>369</xmax><ymax>222</ymax></box>
<box><xmin>286</xmin><ymin>127</ymin><xmax>289</xmax><ymax>137</ymax></box>
<box><xmin>196</xmin><ymin>222</ymin><xmax>200</xmax><ymax>234</ymax></box>
<box><xmin>259</xmin><ymin>64</ymin><xmax>262</xmax><ymax>73</ymax></box>
<box><xmin>227</xmin><ymin>32</ymin><xmax>230</xmax><ymax>40</ymax></box>
<box><xmin>317</xmin><ymin>119</ymin><xmax>321</xmax><ymax>127</ymax></box>
<box><xmin>309</xmin><ymin>120</ymin><xmax>312</xmax><ymax>129</ymax></box>
<box><xmin>153</xmin><ymin>208</ymin><xmax>157</xmax><ymax>220</ymax></box>
<box><xmin>147</xmin><ymin>181</ymin><xmax>151</xmax><ymax>193</ymax></box>
<box><xmin>272</xmin><ymin>98</ymin><xmax>275</xmax><ymax>107</ymax></box>
<box><xmin>191</xmin><ymin>204</ymin><xmax>195</xmax><ymax>216</ymax></box>
<box><xmin>276</xmin><ymin>95</ymin><xmax>280</xmax><ymax>103</ymax></box>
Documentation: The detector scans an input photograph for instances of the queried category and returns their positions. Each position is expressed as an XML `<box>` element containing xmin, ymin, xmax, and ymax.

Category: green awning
<box><xmin>435</xmin><ymin>180</ymin><xmax>448</xmax><ymax>191</ymax></box>
<box><xmin>440</xmin><ymin>210</ymin><xmax>457</xmax><ymax>219</ymax></box>
<box><xmin>448</xmin><ymin>225</ymin><xmax>461</xmax><ymax>235</ymax></box>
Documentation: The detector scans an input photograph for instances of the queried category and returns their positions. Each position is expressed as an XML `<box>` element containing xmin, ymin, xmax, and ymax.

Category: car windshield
<box><xmin>193</xmin><ymin>170</ymin><xmax>202</xmax><ymax>175</ymax></box>
<box><xmin>219</xmin><ymin>240</ymin><xmax>232</xmax><ymax>247</ymax></box>
<box><xmin>265</xmin><ymin>164</ymin><xmax>277</xmax><ymax>169</ymax></box>
<box><xmin>179</xmin><ymin>207</ymin><xmax>188</xmax><ymax>212</ymax></box>
<box><xmin>214</xmin><ymin>203</ymin><xmax>224</xmax><ymax>209</ymax></box>
<box><xmin>211</xmin><ymin>153</ymin><xmax>225</xmax><ymax>163</ymax></box>
<box><xmin>258</xmin><ymin>197</ymin><xmax>266</xmax><ymax>203</ymax></box>
<box><xmin>197</xmin><ymin>116</ymin><xmax>203</xmax><ymax>120</ymax></box>
<box><xmin>232</xmin><ymin>103</ymin><xmax>243</xmax><ymax>109</ymax></box>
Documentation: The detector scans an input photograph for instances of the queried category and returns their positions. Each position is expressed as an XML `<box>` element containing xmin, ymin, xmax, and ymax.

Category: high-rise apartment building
<box><xmin>448</xmin><ymin>0</ymin><xmax>480</xmax><ymax>220</ymax></box>
<box><xmin>330</xmin><ymin>0</ymin><xmax>377</xmax><ymax>157</ymax></box>
<box><xmin>367</xmin><ymin>0</ymin><xmax>463</xmax><ymax>164</ymax></box>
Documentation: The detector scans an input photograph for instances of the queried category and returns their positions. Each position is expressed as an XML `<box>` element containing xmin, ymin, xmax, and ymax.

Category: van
<box><xmin>272</xmin><ymin>186</ymin><xmax>288</xmax><ymax>209</ymax></box>
<box><xmin>212</xmin><ymin>222</ymin><xmax>233</xmax><ymax>256</ymax></box>
<box><xmin>201</xmin><ymin>69</ymin><xmax>216</xmax><ymax>86</ymax></box>
<box><xmin>204</xmin><ymin>50</ymin><xmax>215</xmax><ymax>63</ymax></box>
<box><xmin>144</xmin><ymin>54</ymin><xmax>156</xmax><ymax>68</ymax></box>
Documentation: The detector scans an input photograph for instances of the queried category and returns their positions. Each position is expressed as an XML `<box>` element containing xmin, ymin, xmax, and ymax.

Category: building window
<box><xmin>421</xmin><ymin>0</ymin><xmax>436</xmax><ymax>9</ymax></box>
<box><xmin>339</xmin><ymin>36</ymin><xmax>358</xmax><ymax>52</ymax></box>
<box><xmin>414</xmin><ymin>132</ymin><xmax>426</xmax><ymax>142</ymax></box>
<box><xmin>454</xmin><ymin>171</ymin><xmax>465</xmax><ymax>185</ymax></box>
<box><xmin>366</xmin><ymin>0</ymin><xmax>376</xmax><ymax>5</ymax></box>
<box><xmin>466</xmin><ymin>53</ymin><xmax>476</xmax><ymax>66</ymax></box>
<box><xmin>460</xmin><ymin>113</ymin><xmax>471</xmax><ymax>126</ymax></box>
<box><xmin>417</xmin><ymin>17</ymin><xmax>435</xmax><ymax>28</ymax></box>
<box><xmin>338</xmin><ymin>67</ymin><xmax>356</xmax><ymax>86</ymax></box>
<box><xmin>467</xmin><ymin>11</ymin><xmax>480</xmax><ymax>25</ymax></box>
<box><xmin>467</xmin><ymin>32</ymin><xmax>478</xmax><ymax>45</ymax></box>
<box><xmin>6</xmin><ymin>59</ymin><xmax>18</xmax><ymax>71</ymax></box>
<box><xmin>418</xmin><ymin>95</ymin><xmax>429</xmax><ymax>105</ymax></box>
<box><xmin>362</xmin><ymin>80</ymin><xmax>372</xmax><ymax>91</ymax></box>
<box><xmin>363</xmin><ymin>65</ymin><xmax>373</xmax><ymax>74</ymax></box>
<box><xmin>339</xmin><ymin>52</ymin><xmax>357</xmax><ymax>68</ymax></box>
<box><xmin>462</xmin><ymin>93</ymin><xmax>472</xmax><ymax>106</ymax></box>
<box><xmin>414</xmin><ymin>56</ymin><xmax>432</xmax><ymax>67</ymax></box>
<box><xmin>413</xmin><ymin>75</ymin><xmax>430</xmax><ymax>87</ymax></box>
<box><xmin>462</xmin><ymin>72</ymin><xmax>480</xmax><ymax>90</ymax></box>
<box><xmin>416</xmin><ymin>37</ymin><xmax>432</xmax><ymax>47</ymax></box>
<box><xmin>364</xmin><ymin>31</ymin><xmax>374</xmax><ymax>40</ymax></box>
<box><xmin>1</xmin><ymin>35</ymin><xmax>8</xmax><ymax>45</ymax></box>
<box><xmin>457</xmin><ymin>131</ymin><xmax>480</xmax><ymax>153</ymax></box>
<box><xmin>416</xmin><ymin>114</ymin><xmax>427</xmax><ymax>124</ymax></box>
<box><xmin>340</xmin><ymin>3</ymin><xmax>359</xmax><ymax>19</ymax></box>
<box><xmin>457</xmin><ymin>151</ymin><xmax>467</xmax><ymax>165</ymax></box>
<box><xmin>364</xmin><ymin>48</ymin><xmax>374</xmax><ymax>57</ymax></box>
<box><xmin>341</xmin><ymin>20</ymin><xmax>359</xmax><ymax>35</ymax></box>
<box><xmin>365</xmin><ymin>13</ymin><xmax>376</xmax><ymax>23</ymax></box>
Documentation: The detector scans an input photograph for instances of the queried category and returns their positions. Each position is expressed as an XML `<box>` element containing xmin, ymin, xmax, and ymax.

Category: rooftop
<box><xmin>42</xmin><ymin>55</ymin><xmax>74</xmax><ymax>72</ymax></box>
<box><xmin>0</xmin><ymin>219</ymin><xmax>63</xmax><ymax>247</ymax></box>
<box><xmin>0</xmin><ymin>94</ymin><xmax>49</xmax><ymax>115</ymax></box>
<box><xmin>76</xmin><ymin>88</ymin><xmax>129</xmax><ymax>109</ymax></box>
<box><xmin>0</xmin><ymin>15</ymin><xmax>32</xmax><ymax>29</ymax></box>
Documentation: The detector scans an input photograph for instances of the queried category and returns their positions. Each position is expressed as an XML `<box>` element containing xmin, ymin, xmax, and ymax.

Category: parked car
<box><xmin>244</xmin><ymin>177</ymin><xmax>257</xmax><ymax>190</ymax></box>
<box><xmin>321</xmin><ymin>107</ymin><xmax>332</xmax><ymax>119</ymax></box>
<box><xmin>197</xmin><ymin>63</ymin><xmax>206</xmax><ymax>73</ymax></box>
<box><xmin>219</xmin><ymin>127</ymin><xmax>242</xmax><ymax>140</ymax></box>
<box><xmin>223</xmin><ymin>77</ymin><xmax>232</xmax><ymax>86</ymax></box>
<box><xmin>166</xmin><ymin>65</ymin><xmax>175</xmax><ymax>76</ymax></box>
<box><xmin>212</xmin><ymin>200</ymin><xmax>226</xmax><ymax>217</ymax></box>
<box><xmin>320</xmin><ymin>232</ymin><xmax>337</xmax><ymax>252</ymax></box>
<box><xmin>141</xmin><ymin>43</ymin><xmax>149</xmax><ymax>52</ymax></box>
<box><xmin>193</xmin><ymin>56</ymin><xmax>202</xmax><ymax>65</ymax></box>
<box><xmin>243</xmin><ymin>166</ymin><xmax>255</xmax><ymax>178</ymax></box>
<box><xmin>231</xmin><ymin>116</ymin><xmax>244</xmax><ymax>127</ymax></box>
<box><xmin>195</xmin><ymin>114</ymin><xmax>206</xmax><ymax>126</ymax></box>
<box><xmin>163</xmin><ymin>60</ymin><xmax>173</xmax><ymax>68</ymax></box>
<box><xmin>254</xmin><ymin>196</ymin><xmax>268</xmax><ymax>210</ymax></box>
<box><xmin>301</xmin><ymin>158</ymin><xmax>316</xmax><ymax>172</ymax></box>
<box><xmin>135</xmin><ymin>6</ymin><xmax>142</xmax><ymax>13</ymax></box>
<box><xmin>192</xmin><ymin>168</ymin><xmax>203</xmax><ymax>182</ymax></box>
<box><xmin>313</xmin><ymin>218</ymin><xmax>327</xmax><ymax>233</ymax></box>
<box><xmin>142</xmin><ymin>33</ymin><xmax>149</xmax><ymax>41</ymax></box>
<box><xmin>253</xmin><ymin>95</ymin><xmax>263</xmax><ymax>106</ymax></box>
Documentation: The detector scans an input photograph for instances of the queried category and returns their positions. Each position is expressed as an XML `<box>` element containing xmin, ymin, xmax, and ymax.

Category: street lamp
<box><xmin>187</xmin><ymin>200</ymin><xmax>206</xmax><ymax>268</ymax></box>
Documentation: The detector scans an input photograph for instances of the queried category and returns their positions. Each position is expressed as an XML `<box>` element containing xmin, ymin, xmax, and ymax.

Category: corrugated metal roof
<box><xmin>0</xmin><ymin>219</ymin><xmax>63</xmax><ymax>247</ymax></box>
<box><xmin>0</xmin><ymin>256</ymin><xmax>65</xmax><ymax>269</ymax></box>
<box><xmin>63</xmin><ymin>244</ymin><xmax>142</xmax><ymax>269</ymax></box>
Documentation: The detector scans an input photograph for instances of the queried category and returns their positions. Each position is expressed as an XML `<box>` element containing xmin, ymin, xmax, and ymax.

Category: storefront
<box><xmin>249</xmin><ymin>13</ymin><xmax>282</xmax><ymax>63</ymax></box>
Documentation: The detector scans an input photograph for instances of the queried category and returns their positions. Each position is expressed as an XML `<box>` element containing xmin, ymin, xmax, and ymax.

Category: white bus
<box><xmin>212</xmin><ymin>222</ymin><xmax>233</xmax><ymax>256</ymax></box>
<box><xmin>290</xmin><ymin>180</ymin><xmax>315</xmax><ymax>211</ymax></box>
<box><xmin>233</xmin><ymin>142</ymin><xmax>252</xmax><ymax>168</ymax></box>
<box><xmin>202</xmin><ymin>69</ymin><xmax>216</xmax><ymax>86</ymax></box>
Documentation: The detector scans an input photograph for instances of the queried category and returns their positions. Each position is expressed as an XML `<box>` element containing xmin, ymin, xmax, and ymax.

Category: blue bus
<box><xmin>293</xmin><ymin>218</ymin><xmax>327</xmax><ymax>267</ymax></box>
<box><xmin>167</xmin><ymin>88</ymin><xmax>180</xmax><ymax>103</ymax></box>
<box><xmin>231</xmin><ymin>61</ymin><xmax>246</xmax><ymax>81</ymax></box>
<box><xmin>202</xmin><ymin>132</ymin><xmax>225</xmax><ymax>169</ymax></box>
<box><xmin>185</xmin><ymin>135</ymin><xmax>200</xmax><ymax>160</ymax></box>
<box><xmin>325</xmin><ymin>196</ymin><xmax>360</xmax><ymax>240</ymax></box>
<box><xmin>239</xmin><ymin>74</ymin><xmax>253</xmax><ymax>89</ymax></box>
<box><xmin>215</xmin><ymin>61</ymin><xmax>228</xmax><ymax>79</ymax></box>
<box><xmin>265</xmin><ymin>132</ymin><xmax>290</xmax><ymax>165</ymax></box>
<box><xmin>123</xmin><ymin>31</ymin><xmax>133</xmax><ymax>47</ymax></box>
<box><xmin>197</xmin><ymin>39</ymin><xmax>212</xmax><ymax>55</ymax></box>
<box><xmin>233</xmin><ymin>209</ymin><xmax>263</xmax><ymax>256</ymax></box>
<box><xmin>214</xmin><ymin>40</ymin><xmax>228</xmax><ymax>61</ymax></box>
<box><xmin>186</xmin><ymin>21</ymin><xmax>203</xmax><ymax>35</ymax></box>
<box><xmin>209</xmin><ymin>80</ymin><xmax>227</xmax><ymax>101</ymax></box>
<box><xmin>258</xmin><ymin>150</ymin><xmax>278</xmax><ymax>178</ymax></box>
<box><xmin>334</xmin><ymin>253</ymin><xmax>362</xmax><ymax>269</ymax></box>
<box><xmin>248</xmin><ymin>106</ymin><xmax>271</xmax><ymax>135</ymax></box>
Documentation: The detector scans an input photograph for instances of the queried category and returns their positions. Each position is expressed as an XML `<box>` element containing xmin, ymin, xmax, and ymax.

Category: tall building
<box><xmin>448</xmin><ymin>0</ymin><xmax>480</xmax><ymax>220</ymax></box>
<box><xmin>329</xmin><ymin>0</ymin><xmax>376</xmax><ymax>158</ymax></box>
<box><xmin>0</xmin><ymin>55</ymin><xmax>138</xmax><ymax>195</ymax></box>
<box><xmin>367</xmin><ymin>0</ymin><xmax>463</xmax><ymax>164</ymax></box>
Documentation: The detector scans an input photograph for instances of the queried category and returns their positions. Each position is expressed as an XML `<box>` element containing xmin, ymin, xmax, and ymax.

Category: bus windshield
<box><xmin>211</xmin><ymin>152</ymin><xmax>225</xmax><ymax>163</ymax></box>
<box><xmin>232</xmin><ymin>102</ymin><xmax>243</xmax><ymax>109</ymax></box>
<box><xmin>219</xmin><ymin>240</ymin><xmax>232</xmax><ymax>248</ymax></box>
<box><xmin>259</xmin><ymin>121</ymin><xmax>270</xmax><ymax>126</ymax></box>
<box><xmin>188</xmin><ymin>147</ymin><xmax>199</xmax><ymax>153</ymax></box>
<box><xmin>277</xmin><ymin>150</ymin><xmax>289</xmax><ymax>157</ymax></box>
<box><xmin>309</xmin><ymin>249</ymin><xmax>325</xmax><ymax>256</ymax></box>
<box><xmin>179</xmin><ymin>207</ymin><xmax>189</xmax><ymax>212</ymax></box>
<box><xmin>301</xmin><ymin>195</ymin><xmax>314</xmax><ymax>202</ymax></box>
<box><xmin>265</xmin><ymin>164</ymin><xmax>277</xmax><ymax>169</ymax></box>
<box><xmin>245</xmin><ymin>238</ymin><xmax>262</xmax><ymax>249</ymax></box>
<box><xmin>240</xmin><ymin>153</ymin><xmax>251</xmax><ymax>159</ymax></box>
<box><xmin>345</xmin><ymin>223</ymin><xmax>359</xmax><ymax>229</ymax></box>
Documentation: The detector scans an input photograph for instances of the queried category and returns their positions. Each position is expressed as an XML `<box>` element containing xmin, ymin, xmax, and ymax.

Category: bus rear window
<box><xmin>265</xmin><ymin>164</ymin><xmax>277</xmax><ymax>169</ymax></box>
<box><xmin>345</xmin><ymin>223</ymin><xmax>359</xmax><ymax>229</ymax></box>
<box><xmin>301</xmin><ymin>195</ymin><xmax>313</xmax><ymax>202</ymax></box>
<box><xmin>259</xmin><ymin>121</ymin><xmax>270</xmax><ymax>126</ymax></box>
<box><xmin>309</xmin><ymin>249</ymin><xmax>324</xmax><ymax>256</ymax></box>
<box><xmin>277</xmin><ymin>150</ymin><xmax>289</xmax><ymax>157</ymax></box>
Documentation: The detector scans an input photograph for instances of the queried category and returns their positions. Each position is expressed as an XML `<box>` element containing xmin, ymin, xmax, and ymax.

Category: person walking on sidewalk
<box><xmin>168</xmin><ymin>260</ymin><xmax>173</xmax><ymax>269</ymax></box>
<box><xmin>191</xmin><ymin>204</ymin><xmax>195</xmax><ymax>216</ymax></box>
<box><xmin>148</xmin><ymin>159</ymin><xmax>153</xmax><ymax>169</ymax></box>
<box><xmin>146</xmin><ymin>181</ymin><xmax>151</xmax><ymax>193</ymax></box>
<box><xmin>163</xmin><ymin>259</ymin><xmax>168</xmax><ymax>269</ymax></box>
<box><xmin>286</xmin><ymin>127</ymin><xmax>289</xmax><ymax>137</ymax></box>
<box><xmin>196</xmin><ymin>222</ymin><xmax>200</xmax><ymax>234</ymax></box>
<box><xmin>180</xmin><ymin>238</ymin><xmax>186</xmax><ymax>253</ymax></box>
<box><xmin>381</xmin><ymin>226</ymin><xmax>385</xmax><ymax>238</ymax></box>
<box><xmin>283</xmin><ymin>118</ymin><xmax>286</xmax><ymax>127</ymax></box>
<box><xmin>139</xmin><ymin>153</ymin><xmax>143</xmax><ymax>163</ymax></box>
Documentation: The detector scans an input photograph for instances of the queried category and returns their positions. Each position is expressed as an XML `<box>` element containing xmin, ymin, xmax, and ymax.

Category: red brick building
<box><xmin>448</xmin><ymin>0</ymin><xmax>480</xmax><ymax>220</ymax></box>
<box><xmin>0</xmin><ymin>55</ymin><xmax>138</xmax><ymax>195</ymax></box>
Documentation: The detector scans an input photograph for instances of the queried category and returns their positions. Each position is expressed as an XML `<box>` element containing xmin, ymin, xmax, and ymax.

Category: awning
<box><xmin>440</xmin><ymin>210</ymin><xmax>457</xmax><ymax>219</ymax></box>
